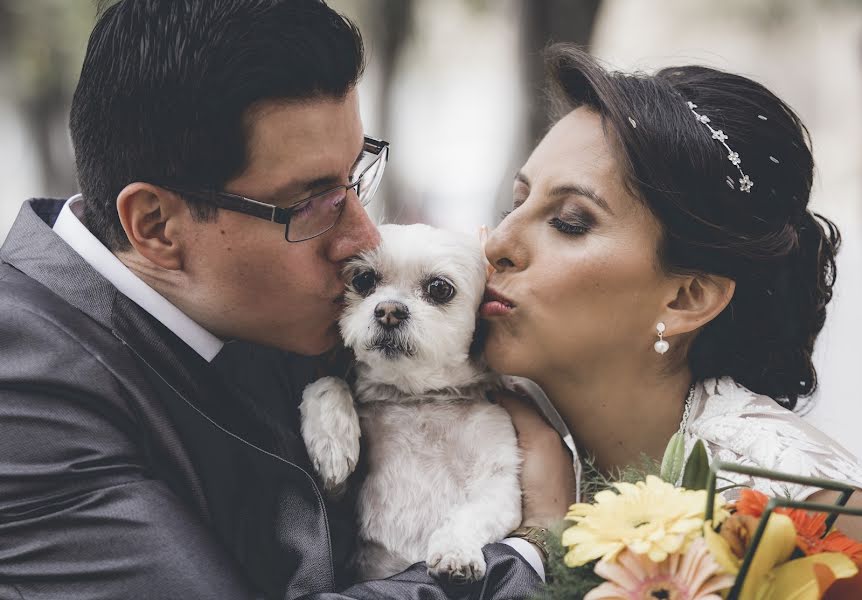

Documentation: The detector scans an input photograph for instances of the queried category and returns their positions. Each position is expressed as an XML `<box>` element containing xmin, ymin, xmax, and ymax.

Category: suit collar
<box><xmin>52</xmin><ymin>195</ymin><xmax>224</xmax><ymax>361</ymax></box>
<box><xmin>1</xmin><ymin>198</ymin><xmax>118</xmax><ymax>329</ymax></box>
<box><xmin>1</xmin><ymin>199</ymin><xmax>308</xmax><ymax>459</ymax></box>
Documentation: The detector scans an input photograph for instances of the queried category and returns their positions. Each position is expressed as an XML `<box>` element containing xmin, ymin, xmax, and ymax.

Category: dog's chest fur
<box><xmin>352</xmin><ymin>384</ymin><xmax>519</xmax><ymax>579</ymax></box>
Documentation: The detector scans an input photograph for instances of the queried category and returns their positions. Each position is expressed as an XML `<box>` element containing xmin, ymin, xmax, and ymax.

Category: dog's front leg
<box><xmin>300</xmin><ymin>376</ymin><xmax>361</xmax><ymax>494</ymax></box>
<box><xmin>425</xmin><ymin>453</ymin><xmax>522</xmax><ymax>583</ymax></box>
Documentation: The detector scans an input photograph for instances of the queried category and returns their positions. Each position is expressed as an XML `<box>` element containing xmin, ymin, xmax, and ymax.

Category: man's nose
<box><xmin>329</xmin><ymin>191</ymin><xmax>381</xmax><ymax>262</ymax></box>
<box><xmin>375</xmin><ymin>301</ymin><xmax>409</xmax><ymax>329</ymax></box>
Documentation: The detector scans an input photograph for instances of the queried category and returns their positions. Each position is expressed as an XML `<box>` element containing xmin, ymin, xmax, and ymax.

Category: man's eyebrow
<box><xmin>268</xmin><ymin>146</ymin><xmax>366</xmax><ymax>205</ymax></box>
<box><xmin>515</xmin><ymin>171</ymin><xmax>613</xmax><ymax>215</ymax></box>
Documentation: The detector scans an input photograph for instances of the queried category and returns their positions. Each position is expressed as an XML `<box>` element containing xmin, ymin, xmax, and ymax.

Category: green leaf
<box><xmin>681</xmin><ymin>439</ymin><xmax>710</xmax><ymax>490</ymax></box>
<box><xmin>534</xmin><ymin>523</ymin><xmax>605</xmax><ymax>600</ymax></box>
<box><xmin>660</xmin><ymin>432</ymin><xmax>686</xmax><ymax>483</ymax></box>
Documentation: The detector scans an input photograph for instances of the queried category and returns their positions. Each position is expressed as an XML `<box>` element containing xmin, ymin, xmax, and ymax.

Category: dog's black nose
<box><xmin>374</xmin><ymin>301</ymin><xmax>409</xmax><ymax>329</ymax></box>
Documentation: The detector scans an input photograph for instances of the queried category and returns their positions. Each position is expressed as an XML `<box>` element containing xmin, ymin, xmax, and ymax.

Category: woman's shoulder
<box><xmin>685</xmin><ymin>376</ymin><xmax>862</xmax><ymax>499</ymax></box>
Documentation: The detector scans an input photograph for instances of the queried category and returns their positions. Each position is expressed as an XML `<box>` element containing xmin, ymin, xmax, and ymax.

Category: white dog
<box><xmin>299</xmin><ymin>223</ymin><xmax>522</xmax><ymax>583</ymax></box>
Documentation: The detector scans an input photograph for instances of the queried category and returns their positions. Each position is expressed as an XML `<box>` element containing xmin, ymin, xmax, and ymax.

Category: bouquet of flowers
<box><xmin>541</xmin><ymin>436</ymin><xmax>862</xmax><ymax>600</ymax></box>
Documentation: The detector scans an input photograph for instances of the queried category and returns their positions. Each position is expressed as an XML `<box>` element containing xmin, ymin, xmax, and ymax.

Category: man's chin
<box><xmin>299</xmin><ymin>324</ymin><xmax>342</xmax><ymax>357</ymax></box>
<box><xmin>256</xmin><ymin>322</ymin><xmax>340</xmax><ymax>357</ymax></box>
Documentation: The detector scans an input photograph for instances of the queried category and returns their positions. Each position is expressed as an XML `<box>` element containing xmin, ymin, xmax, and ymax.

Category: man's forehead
<box><xmin>239</xmin><ymin>92</ymin><xmax>364</xmax><ymax>198</ymax></box>
<box><xmin>246</xmin><ymin>93</ymin><xmax>361</xmax><ymax>150</ymax></box>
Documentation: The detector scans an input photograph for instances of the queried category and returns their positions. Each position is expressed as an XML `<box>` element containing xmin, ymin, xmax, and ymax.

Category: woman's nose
<box><xmin>484</xmin><ymin>218</ymin><xmax>524</xmax><ymax>273</ymax></box>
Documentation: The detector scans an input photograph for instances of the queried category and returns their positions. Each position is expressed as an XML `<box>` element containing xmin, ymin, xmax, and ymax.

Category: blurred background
<box><xmin>1</xmin><ymin>0</ymin><xmax>860</xmax><ymax>456</ymax></box>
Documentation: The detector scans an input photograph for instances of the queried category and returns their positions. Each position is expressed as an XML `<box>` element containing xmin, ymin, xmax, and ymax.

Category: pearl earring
<box><xmin>654</xmin><ymin>322</ymin><xmax>670</xmax><ymax>355</ymax></box>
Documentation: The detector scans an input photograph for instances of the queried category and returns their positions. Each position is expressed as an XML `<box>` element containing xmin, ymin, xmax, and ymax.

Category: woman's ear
<box><xmin>661</xmin><ymin>274</ymin><xmax>736</xmax><ymax>337</ymax></box>
<box><xmin>116</xmin><ymin>182</ymin><xmax>187</xmax><ymax>270</ymax></box>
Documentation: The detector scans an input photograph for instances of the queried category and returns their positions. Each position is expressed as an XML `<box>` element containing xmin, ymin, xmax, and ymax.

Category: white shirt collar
<box><xmin>53</xmin><ymin>195</ymin><xmax>224</xmax><ymax>361</ymax></box>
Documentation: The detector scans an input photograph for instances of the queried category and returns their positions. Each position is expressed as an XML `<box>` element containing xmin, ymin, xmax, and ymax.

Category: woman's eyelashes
<box><xmin>500</xmin><ymin>203</ymin><xmax>594</xmax><ymax>236</ymax></box>
<box><xmin>549</xmin><ymin>217</ymin><xmax>590</xmax><ymax>235</ymax></box>
<box><xmin>550</xmin><ymin>208</ymin><xmax>594</xmax><ymax>236</ymax></box>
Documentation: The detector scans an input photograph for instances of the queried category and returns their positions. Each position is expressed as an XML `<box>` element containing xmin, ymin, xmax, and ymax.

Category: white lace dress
<box><xmin>511</xmin><ymin>375</ymin><xmax>862</xmax><ymax>502</ymax></box>
<box><xmin>683</xmin><ymin>376</ymin><xmax>862</xmax><ymax>500</ymax></box>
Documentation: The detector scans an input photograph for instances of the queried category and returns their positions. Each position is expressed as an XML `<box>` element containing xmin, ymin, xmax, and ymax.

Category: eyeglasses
<box><xmin>162</xmin><ymin>136</ymin><xmax>389</xmax><ymax>242</ymax></box>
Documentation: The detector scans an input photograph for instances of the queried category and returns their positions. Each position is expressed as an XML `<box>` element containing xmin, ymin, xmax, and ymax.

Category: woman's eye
<box><xmin>351</xmin><ymin>271</ymin><xmax>377</xmax><ymax>296</ymax></box>
<box><xmin>550</xmin><ymin>217</ymin><xmax>590</xmax><ymax>236</ymax></box>
<box><xmin>426</xmin><ymin>277</ymin><xmax>455</xmax><ymax>303</ymax></box>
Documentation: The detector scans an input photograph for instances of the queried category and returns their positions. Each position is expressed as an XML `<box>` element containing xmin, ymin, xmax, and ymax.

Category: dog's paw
<box><xmin>300</xmin><ymin>377</ymin><xmax>361</xmax><ymax>493</ymax></box>
<box><xmin>426</xmin><ymin>531</ymin><xmax>486</xmax><ymax>584</ymax></box>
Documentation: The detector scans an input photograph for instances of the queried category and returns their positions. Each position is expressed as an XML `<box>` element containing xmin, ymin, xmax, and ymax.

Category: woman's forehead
<box><xmin>525</xmin><ymin>109</ymin><xmax>619</xmax><ymax>181</ymax></box>
<box><xmin>520</xmin><ymin>107</ymin><xmax>641</xmax><ymax>215</ymax></box>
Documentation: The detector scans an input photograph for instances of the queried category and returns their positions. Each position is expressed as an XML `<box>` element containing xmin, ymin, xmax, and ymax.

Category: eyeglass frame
<box><xmin>158</xmin><ymin>135</ymin><xmax>389</xmax><ymax>242</ymax></box>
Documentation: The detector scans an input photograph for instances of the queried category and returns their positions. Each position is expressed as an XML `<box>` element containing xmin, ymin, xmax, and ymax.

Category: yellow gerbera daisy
<box><xmin>562</xmin><ymin>475</ymin><xmax>727</xmax><ymax>567</ymax></box>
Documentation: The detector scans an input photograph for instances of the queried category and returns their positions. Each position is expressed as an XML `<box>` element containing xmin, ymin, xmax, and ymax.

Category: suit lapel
<box><xmin>1</xmin><ymin>199</ymin><xmax>336</xmax><ymax>596</ymax></box>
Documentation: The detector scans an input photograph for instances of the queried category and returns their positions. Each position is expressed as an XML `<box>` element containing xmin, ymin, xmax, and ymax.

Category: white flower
<box><xmin>712</xmin><ymin>129</ymin><xmax>728</xmax><ymax>142</ymax></box>
<box><xmin>739</xmin><ymin>175</ymin><xmax>754</xmax><ymax>192</ymax></box>
<box><xmin>728</xmin><ymin>151</ymin><xmax>740</xmax><ymax>166</ymax></box>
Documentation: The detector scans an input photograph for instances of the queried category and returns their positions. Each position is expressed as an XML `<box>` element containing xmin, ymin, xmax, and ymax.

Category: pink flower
<box><xmin>585</xmin><ymin>538</ymin><xmax>734</xmax><ymax>600</ymax></box>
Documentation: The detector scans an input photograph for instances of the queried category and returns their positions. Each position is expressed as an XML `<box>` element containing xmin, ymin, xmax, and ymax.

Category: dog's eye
<box><xmin>426</xmin><ymin>277</ymin><xmax>455</xmax><ymax>303</ymax></box>
<box><xmin>351</xmin><ymin>271</ymin><xmax>377</xmax><ymax>296</ymax></box>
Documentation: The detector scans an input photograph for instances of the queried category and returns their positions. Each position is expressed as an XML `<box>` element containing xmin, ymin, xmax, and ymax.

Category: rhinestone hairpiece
<box><xmin>686</xmin><ymin>101</ymin><xmax>753</xmax><ymax>193</ymax></box>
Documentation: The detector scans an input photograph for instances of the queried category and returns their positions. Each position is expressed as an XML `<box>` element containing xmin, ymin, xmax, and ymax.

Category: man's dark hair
<box><xmin>70</xmin><ymin>0</ymin><xmax>365</xmax><ymax>251</ymax></box>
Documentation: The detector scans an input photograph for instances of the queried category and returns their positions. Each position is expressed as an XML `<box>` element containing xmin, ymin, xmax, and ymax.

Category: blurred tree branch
<box><xmin>521</xmin><ymin>0</ymin><xmax>602</xmax><ymax>146</ymax></box>
<box><xmin>1</xmin><ymin>1</ymin><xmax>96</xmax><ymax>196</ymax></box>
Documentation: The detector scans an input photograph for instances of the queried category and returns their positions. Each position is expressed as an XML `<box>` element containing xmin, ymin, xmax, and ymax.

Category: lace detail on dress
<box><xmin>684</xmin><ymin>377</ymin><xmax>862</xmax><ymax>500</ymax></box>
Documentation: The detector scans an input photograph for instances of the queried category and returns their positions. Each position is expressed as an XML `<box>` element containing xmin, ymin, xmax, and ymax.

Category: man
<box><xmin>0</xmin><ymin>1</ymin><xmax>576</xmax><ymax>598</ymax></box>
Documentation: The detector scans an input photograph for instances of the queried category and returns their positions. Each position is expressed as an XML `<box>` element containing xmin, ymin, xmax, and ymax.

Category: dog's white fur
<box><xmin>300</xmin><ymin>224</ymin><xmax>522</xmax><ymax>583</ymax></box>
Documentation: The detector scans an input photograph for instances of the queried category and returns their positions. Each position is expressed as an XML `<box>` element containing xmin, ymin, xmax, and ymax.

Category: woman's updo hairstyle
<box><xmin>544</xmin><ymin>44</ymin><xmax>839</xmax><ymax>409</ymax></box>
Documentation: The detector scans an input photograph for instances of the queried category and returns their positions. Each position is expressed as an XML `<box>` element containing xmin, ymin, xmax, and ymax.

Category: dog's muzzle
<box><xmin>367</xmin><ymin>301</ymin><xmax>414</xmax><ymax>358</ymax></box>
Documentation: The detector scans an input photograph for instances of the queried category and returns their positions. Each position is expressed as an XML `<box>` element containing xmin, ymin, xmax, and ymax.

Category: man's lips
<box><xmin>333</xmin><ymin>286</ymin><xmax>348</xmax><ymax>306</ymax></box>
<box><xmin>480</xmin><ymin>287</ymin><xmax>515</xmax><ymax>318</ymax></box>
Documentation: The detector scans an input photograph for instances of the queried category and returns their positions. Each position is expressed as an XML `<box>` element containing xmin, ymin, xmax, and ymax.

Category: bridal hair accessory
<box><xmin>654</xmin><ymin>322</ymin><xmax>669</xmax><ymax>355</ymax></box>
<box><xmin>686</xmin><ymin>101</ymin><xmax>753</xmax><ymax>193</ymax></box>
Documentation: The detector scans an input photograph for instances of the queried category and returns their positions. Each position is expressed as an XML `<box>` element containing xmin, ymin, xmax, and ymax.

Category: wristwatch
<box><xmin>508</xmin><ymin>526</ymin><xmax>550</xmax><ymax>564</ymax></box>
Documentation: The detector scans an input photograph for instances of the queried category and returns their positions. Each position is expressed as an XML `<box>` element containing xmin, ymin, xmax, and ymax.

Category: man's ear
<box><xmin>116</xmin><ymin>183</ymin><xmax>188</xmax><ymax>270</ymax></box>
<box><xmin>661</xmin><ymin>273</ymin><xmax>736</xmax><ymax>337</ymax></box>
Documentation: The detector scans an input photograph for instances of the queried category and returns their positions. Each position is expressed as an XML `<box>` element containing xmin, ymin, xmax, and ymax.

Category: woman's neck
<box><xmin>538</xmin><ymin>366</ymin><xmax>693</xmax><ymax>474</ymax></box>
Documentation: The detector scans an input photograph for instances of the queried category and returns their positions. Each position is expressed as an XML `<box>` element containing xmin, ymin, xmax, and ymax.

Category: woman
<box><xmin>482</xmin><ymin>45</ymin><xmax>862</xmax><ymax>535</ymax></box>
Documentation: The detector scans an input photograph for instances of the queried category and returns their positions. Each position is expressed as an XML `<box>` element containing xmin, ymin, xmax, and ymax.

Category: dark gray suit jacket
<box><xmin>0</xmin><ymin>199</ymin><xmax>541</xmax><ymax>599</ymax></box>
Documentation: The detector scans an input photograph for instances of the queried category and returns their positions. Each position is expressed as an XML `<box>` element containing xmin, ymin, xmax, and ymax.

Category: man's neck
<box><xmin>537</xmin><ymin>362</ymin><xmax>693</xmax><ymax>474</ymax></box>
<box><xmin>117</xmin><ymin>250</ymin><xmax>182</xmax><ymax>298</ymax></box>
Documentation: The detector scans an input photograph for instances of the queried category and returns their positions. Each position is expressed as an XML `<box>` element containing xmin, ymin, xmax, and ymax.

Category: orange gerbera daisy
<box><xmin>735</xmin><ymin>489</ymin><xmax>862</xmax><ymax>565</ymax></box>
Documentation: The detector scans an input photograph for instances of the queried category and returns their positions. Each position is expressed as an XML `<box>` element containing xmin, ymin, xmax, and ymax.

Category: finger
<box><xmin>478</xmin><ymin>225</ymin><xmax>495</xmax><ymax>278</ymax></box>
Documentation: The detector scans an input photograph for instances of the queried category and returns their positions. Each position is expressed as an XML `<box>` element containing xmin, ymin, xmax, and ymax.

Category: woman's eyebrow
<box><xmin>515</xmin><ymin>171</ymin><xmax>613</xmax><ymax>215</ymax></box>
<box><xmin>549</xmin><ymin>183</ymin><xmax>613</xmax><ymax>215</ymax></box>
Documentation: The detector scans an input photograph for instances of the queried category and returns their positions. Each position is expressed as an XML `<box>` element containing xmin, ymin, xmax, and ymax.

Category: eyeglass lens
<box><xmin>286</xmin><ymin>146</ymin><xmax>387</xmax><ymax>241</ymax></box>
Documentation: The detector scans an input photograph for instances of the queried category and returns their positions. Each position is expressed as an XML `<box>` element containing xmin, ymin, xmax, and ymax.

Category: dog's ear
<box><xmin>468</xmin><ymin>317</ymin><xmax>488</xmax><ymax>362</ymax></box>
